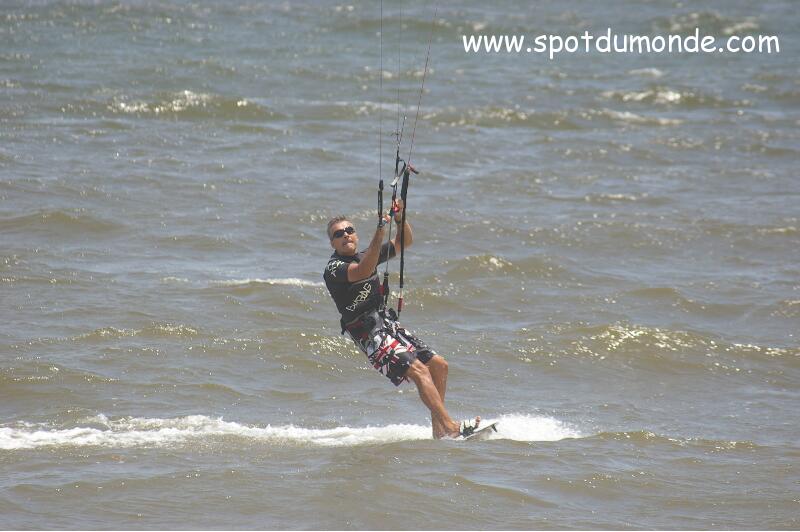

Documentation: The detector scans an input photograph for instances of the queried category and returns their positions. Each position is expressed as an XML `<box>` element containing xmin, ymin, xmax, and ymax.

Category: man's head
<box><xmin>327</xmin><ymin>216</ymin><xmax>358</xmax><ymax>256</ymax></box>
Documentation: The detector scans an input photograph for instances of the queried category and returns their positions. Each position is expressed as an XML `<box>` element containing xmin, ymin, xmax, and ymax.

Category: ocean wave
<box><xmin>593</xmin><ymin>108</ymin><xmax>683</xmax><ymax>126</ymax></box>
<box><xmin>524</xmin><ymin>218</ymin><xmax>699</xmax><ymax>253</ymax></box>
<box><xmin>458</xmin><ymin>254</ymin><xmax>514</xmax><ymax>272</ymax></box>
<box><xmin>570</xmin><ymin>323</ymin><xmax>708</xmax><ymax>362</ymax></box>
<box><xmin>210</xmin><ymin>278</ymin><xmax>324</xmax><ymax>288</ymax></box>
<box><xmin>146</xmin><ymin>323</ymin><xmax>200</xmax><ymax>337</ymax></box>
<box><xmin>756</xmin><ymin>87</ymin><xmax>800</xmax><ymax>105</ymax></box>
<box><xmin>595</xmin><ymin>430</ymin><xmax>759</xmax><ymax>451</ymax></box>
<box><xmin>548</xmin><ymin>323</ymin><xmax>799</xmax><ymax>373</ymax></box>
<box><xmin>601</xmin><ymin>88</ymin><xmax>736</xmax><ymax>108</ymax></box>
<box><xmin>0</xmin><ymin>413</ymin><xmax>578</xmax><ymax>451</ymax></box>
<box><xmin>582</xmin><ymin>191</ymin><xmax>660</xmax><ymax>203</ymax></box>
<box><xmin>330</xmin><ymin>11</ymin><xmax>448</xmax><ymax>35</ymax></box>
<box><xmin>628</xmin><ymin>68</ymin><xmax>665</xmax><ymax>79</ymax></box>
<box><xmin>426</xmin><ymin>106</ymin><xmax>582</xmax><ymax>130</ymax></box>
<box><xmin>757</xmin><ymin>225</ymin><xmax>798</xmax><ymax>235</ymax></box>
<box><xmin>0</xmin><ymin>364</ymin><xmax>117</xmax><ymax>385</ymax></box>
<box><xmin>305</xmin><ymin>333</ymin><xmax>357</xmax><ymax>358</ymax></box>
<box><xmin>0</xmin><ymin>274</ymin><xmax>88</xmax><ymax>286</ymax></box>
<box><xmin>739</xmin><ymin>143</ymin><xmax>798</xmax><ymax>157</ymax></box>
<box><xmin>155</xmin><ymin>233</ymin><xmax>238</xmax><ymax>252</ymax></box>
<box><xmin>158</xmin><ymin>277</ymin><xmax>325</xmax><ymax>289</ymax></box>
<box><xmin>301</xmin><ymin>99</ymin><xmax>426</xmax><ymax>121</ymax></box>
<box><xmin>283</xmin><ymin>146</ymin><xmax>347</xmax><ymax>163</ymax></box>
<box><xmin>106</xmin><ymin>90</ymin><xmax>282</xmax><ymax>120</ymax></box>
<box><xmin>770</xmin><ymin>299</ymin><xmax>800</xmax><ymax>320</ymax></box>
<box><xmin>0</xmin><ymin>364</ymin><xmax>62</xmax><ymax>384</ymax></box>
<box><xmin>486</xmin><ymin>414</ymin><xmax>582</xmax><ymax>442</ymax></box>
<box><xmin>0</xmin><ymin>209</ymin><xmax>122</xmax><ymax>235</ymax></box>
<box><xmin>442</xmin><ymin>253</ymin><xmax>567</xmax><ymax>281</ymax></box>
<box><xmin>73</xmin><ymin>323</ymin><xmax>199</xmax><ymax>341</ymax></box>
<box><xmin>651</xmin><ymin>11</ymin><xmax>761</xmax><ymax>37</ymax></box>
<box><xmin>161</xmin><ymin>276</ymin><xmax>191</xmax><ymax>284</ymax></box>
<box><xmin>678</xmin><ymin>218</ymin><xmax>800</xmax><ymax>246</ymax></box>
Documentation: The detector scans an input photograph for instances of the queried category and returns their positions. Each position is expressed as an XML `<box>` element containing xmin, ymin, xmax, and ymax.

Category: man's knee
<box><xmin>428</xmin><ymin>355</ymin><xmax>448</xmax><ymax>374</ymax></box>
<box><xmin>404</xmin><ymin>359</ymin><xmax>431</xmax><ymax>383</ymax></box>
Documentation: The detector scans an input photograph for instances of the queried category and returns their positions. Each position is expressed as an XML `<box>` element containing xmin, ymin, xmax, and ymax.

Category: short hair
<box><xmin>326</xmin><ymin>215</ymin><xmax>350</xmax><ymax>240</ymax></box>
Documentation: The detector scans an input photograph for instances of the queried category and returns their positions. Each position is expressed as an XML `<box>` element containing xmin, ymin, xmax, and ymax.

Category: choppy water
<box><xmin>1</xmin><ymin>1</ymin><xmax>798</xmax><ymax>529</ymax></box>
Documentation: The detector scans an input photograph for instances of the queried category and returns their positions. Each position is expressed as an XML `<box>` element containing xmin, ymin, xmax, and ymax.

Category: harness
<box><xmin>340</xmin><ymin>307</ymin><xmax>399</xmax><ymax>337</ymax></box>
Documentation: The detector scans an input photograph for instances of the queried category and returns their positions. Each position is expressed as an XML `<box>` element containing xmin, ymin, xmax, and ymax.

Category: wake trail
<box><xmin>0</xmin><ymin>414</ymin><xmax>580</xmax><ymax>451</ymax></box>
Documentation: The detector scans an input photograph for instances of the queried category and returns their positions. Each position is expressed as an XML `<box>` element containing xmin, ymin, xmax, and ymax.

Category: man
<box><xmin>323</xmin><ymin>200</ymin><xmax>479</xmax><ymax>439</ymax></box>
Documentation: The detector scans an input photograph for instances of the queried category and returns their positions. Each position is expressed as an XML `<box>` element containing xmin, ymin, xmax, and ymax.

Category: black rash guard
<box><xmin>324</xmin><ymin>242</ymin><xmax>395</xmax><ymax>325</ymax></box>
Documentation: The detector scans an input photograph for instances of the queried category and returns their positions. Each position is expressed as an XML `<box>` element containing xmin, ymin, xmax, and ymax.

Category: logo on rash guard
<box><xmin>327</xmin><ymin>260</ymin><xmax>345</xmax><ymax>277</ymax></box>
<box><xmin>345</xmin><ymin>282</ymin><xmax>372</xmax><ymax>312</ymax></box>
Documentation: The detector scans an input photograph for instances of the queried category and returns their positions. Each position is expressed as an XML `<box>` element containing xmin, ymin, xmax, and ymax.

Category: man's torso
<box><xmin>323</xmin><ymin>242</ymin><xmax>394</xmax><ymax>324</ymax></box>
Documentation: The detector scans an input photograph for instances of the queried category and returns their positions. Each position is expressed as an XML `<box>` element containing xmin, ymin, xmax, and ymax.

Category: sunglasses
<box><xmin>331</xmin><ymin>226</ymin><xmax>356</xmax><ymax>240</ymax></box>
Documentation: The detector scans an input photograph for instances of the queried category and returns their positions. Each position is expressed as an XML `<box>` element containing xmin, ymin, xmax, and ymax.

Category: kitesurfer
<box><xmin>323</xmin><ymin>200</ymin><xmax>479</xmax><ymax>439</ymax></box>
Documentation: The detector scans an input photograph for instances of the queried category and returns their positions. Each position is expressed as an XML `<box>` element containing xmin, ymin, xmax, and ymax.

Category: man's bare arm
<box><xmin>390</xmin><ymin>218</ymin><xmax>412</xmax><ymax>252</ymax></box>
<box><xmin>347</xmin><ymin>218</ymin><xmax>388</xmax><ymax>282</ymax></box>
<box><xmin>389</xmin><ymin>198</ymin><xmax>413</xmax><ymax>251</ymax></box>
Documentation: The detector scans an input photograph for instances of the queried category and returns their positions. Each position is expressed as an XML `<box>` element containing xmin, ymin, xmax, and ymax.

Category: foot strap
<box><xmin>459</xmin><ymin>418</ymin><xmax>480</xmax><ymax>438</ymax></box>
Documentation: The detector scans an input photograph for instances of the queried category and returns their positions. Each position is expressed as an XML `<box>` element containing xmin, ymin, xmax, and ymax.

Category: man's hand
<box><xmin>391</xmin><ymin>199</ymin><xmax>405</xmax><ymax>223</ymax></box>
<box><xmin>377</xmin><ymin>211</ymin><xmax>391</xmax><ymax>230</ymax></box>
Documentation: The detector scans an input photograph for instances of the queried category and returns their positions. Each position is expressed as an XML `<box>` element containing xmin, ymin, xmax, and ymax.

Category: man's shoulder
<box><xmin>327</xmin><ymin>251</ymin><xmax>355</xmax><ymax>264</ymax></box>
<box><xmin>327</xmin><ymin>251</ymin><xmax>363</xmax><ymax>264</ymax></box>
<box><xmin>324</xmin><ymin>253</ymin><xmax>351</xmax><ymax>281</ymax></box>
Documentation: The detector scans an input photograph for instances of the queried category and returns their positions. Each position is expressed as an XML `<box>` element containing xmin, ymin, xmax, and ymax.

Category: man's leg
<box><xmin>425</xmin><ymin>356</ymin><xmax>449</xmax><ymax>436</ymax></box>
<box><xmin>404</xmin><ymin>360</ymin><xmax>459</xmax><ymax>438</ymax></box>
<box><xmin>405</xmin><ymin>359</ymin><xmax>480</xmax><ymax>439</ymax></box>
<box><xmin>426</xmin><ymin>355</ymin><xmax>448</xmax><ymax>401</ymax></box>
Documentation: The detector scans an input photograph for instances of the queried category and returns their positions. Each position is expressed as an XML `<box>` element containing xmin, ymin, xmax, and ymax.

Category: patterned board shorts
<box><xmin>344</xmin><ymin>310</ymin><xmax>436</xmax><ymax>386</ymax></box>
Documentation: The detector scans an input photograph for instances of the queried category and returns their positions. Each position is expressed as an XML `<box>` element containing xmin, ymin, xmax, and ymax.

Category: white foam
<box><xmin>0</xmin><ymin>414</ymin><xmax>579</xmax><ymax>451</ymax></box>
<box><xmin>109</xmin><ymin>90</ymin><xmax>213</xmax><ymax>115</ymax></box>
<box><xmin>211</xmin><ymin>278</ymin><xmax>324</xmax><ymax>288</ymax></box>
<box><xmin>161</xmin><ymin>276</ymin><xmax>191</xmax><ymax>284</ymax></box>
<box><xmin>602</xmin><ymin>109</ymin><xmax>682</xmax><ymax>126</ymax></box>
<box><xmin>628</xmin><ymin>67</ymin><xmax>665</xmax><ymax>79</ymax></box>
<box><xmin>486</xmin><ymin>414</ymin><xmax>582</xmax><ymax>442</ymax></box>
<box><xmin>0</xmin><ymin>415</ymin><xmax>429</xmax><ymax>450</ymax></box>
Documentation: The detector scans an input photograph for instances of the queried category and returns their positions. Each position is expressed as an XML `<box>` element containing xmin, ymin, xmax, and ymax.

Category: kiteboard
<box><xmin>462</xmin><ymin>421</ymin><xmax>499</xmax><ymax>441</ymax></box>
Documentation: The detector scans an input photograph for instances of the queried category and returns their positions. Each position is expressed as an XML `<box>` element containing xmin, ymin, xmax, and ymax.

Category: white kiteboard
<box><xmin>462</xmin><ymin>421</ymin><xmax>499</xmax><ymax>441</ymax></box>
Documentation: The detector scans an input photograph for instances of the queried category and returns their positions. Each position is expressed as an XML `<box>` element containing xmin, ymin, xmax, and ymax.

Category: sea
<box><xmin>1</xmin><ymin>1</ymin><xmax>798</xmax><ymax>529</ymax></box>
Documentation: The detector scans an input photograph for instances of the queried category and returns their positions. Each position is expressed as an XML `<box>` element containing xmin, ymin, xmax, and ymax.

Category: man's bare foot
<box><xmin>441</xmin><ymin>416</ymin><xmax>481</xmax><ymax>439</ymax></box>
